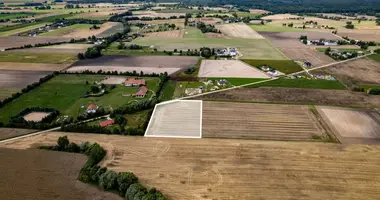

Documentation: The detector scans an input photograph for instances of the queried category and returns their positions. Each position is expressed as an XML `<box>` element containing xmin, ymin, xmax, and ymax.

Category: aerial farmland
<box><xmin>1</xmin><ymin>1</ymin><xmax>380</xmax><ymax>200</ymax></box>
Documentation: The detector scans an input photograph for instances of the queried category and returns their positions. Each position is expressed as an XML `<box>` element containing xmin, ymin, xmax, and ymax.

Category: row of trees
<box><xmin>196</xmin><ymin>22</ymin><xmax>220</xmax><ymax>33</ymax></box>
<box><xmin>41</xmin><ymin>136</ymin><xmax>166</xmax><ymax>199</ymax></box>
<box><xmin>7</xmin><ymin>107</ymin><xmax>60</xmax><ymax>128</ymax></box>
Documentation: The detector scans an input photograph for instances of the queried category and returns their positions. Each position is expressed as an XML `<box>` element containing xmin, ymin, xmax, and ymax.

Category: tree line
<box><xmin>40</xmin><ymin>136</ymin><xmax>167</xmax><ymax>200</ymax></box>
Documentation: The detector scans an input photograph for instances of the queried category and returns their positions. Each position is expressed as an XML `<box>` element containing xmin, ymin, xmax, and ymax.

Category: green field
<box><xmin>249</xmin><ymin>24</ymin><xmax>308</xmax><ymax>32</ymax></box>
<box><xmin>40</xmin><ymin>24</ymin><xmax>93</xmax><ymax>36</ymax></box>
<box><xmin>241</xmin><ymin>59</ymin><xmax>303</xmax><ymax>74</ymax></box>
<box><xmin>207</xmin><ymin>78</ymin><xmax>268</xmax><ymax>86</ymax></box>
<box><xmin>368</xmin><ymin>54</ymin><xmax>380</xmax><ymax>62</ymax></box>
<box><xmin>124</xmin><ymin>109</ymin><xmax>151</xmax><ymax>128</ymax></box>
<box><xmin>360</xmin><ymin>84</ymin><xmax>380</xmax><ymax>92</ymax></box>
<box><xmin>159</xmin><ymin>80</ymin><xmax>177</xmax><ymax>101</ymax></box>
<box><xmin>246</xmin><ymin>78</ymin><xmax>346</xmax><ymax>90</ymax></box>
<box><xmin>0</xmin><ymin>74</ymin><xmax>160</xmax><ymax>123</ymax></box>
<box><xmin>0</xmin><ymin>88</ymin><xmax>20</xmax><ymax>100</ymax></box>
<box><xmin>236</xmin><ymin>12</ymin><xmax>260</xmax><ymax>18</ymax></box>
<box><xmin>184</xmin><ymin>27</ymin><xmax>204</xmax><ymax>38</ymax></box>
<box><xmin>0</xmin><ymin>52</ymin><xmax>77</xmax><ymax>64</ymax></box>
<box><xmin>130</xmin><ymin>37</ymin><xmax>288</xmax><ymax>60</ymax></box>
<box><xmin>0</xmin><ymin>23</ymin><xmax>49</xmax><ymax>36</ymax></box>
<box><xmin>103</xmin><ymin>43</ymin><xmax>168</xmax><ymax>56</ymax></box>
<box><xmin>0</xmin><ymin>12</ymin><xmax>37</xmax><ymax>20</ymax></box>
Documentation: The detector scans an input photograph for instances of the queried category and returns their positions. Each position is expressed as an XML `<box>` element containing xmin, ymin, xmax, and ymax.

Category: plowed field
<box><xmin>3</xmin><ymin>132</ymin><xmax>380</xmax><ymax>200</ymax></box>
<box><xmin>202</xmin><ymin>101</ymin><xmax>323</xmax><ymax>141</ymax></box>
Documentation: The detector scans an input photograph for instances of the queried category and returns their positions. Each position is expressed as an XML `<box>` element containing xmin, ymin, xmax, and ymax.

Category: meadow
<box><xmin>183</xmin><ymin>27</ymin><xmax>204</xmax><ymax>38</ymax></box>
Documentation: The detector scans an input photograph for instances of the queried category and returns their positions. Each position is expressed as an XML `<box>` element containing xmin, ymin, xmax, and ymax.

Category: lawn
<box><xmin>246</xmin><ymin>78</ymin><xmax>346</xmax><ymax>90</ymax></box>
<box><xmin>207</xmin><ymin>78</ymin><xmax>268</xmax><ymax>86</ymax></box>
<box><xmin>0</xmin><ymin>52</ymin><xmax>77</xmax><ymax>64</ymax></box>
<box><xmin>130</xmin><ymin>37</ymin><xmax>288</xmax><ymax>60</ymax></box>
<box><xmin>39</xmin><ymin>24</ymin><xmax>93</xmax><ymax>36</ymax></box>
<box><xmin>0</xmin><ymin>74</ymin><xmax>160</xmax><ymax>123</ymax></box>
<box><xmin>241</xmin><ymin>59</ymin><xmax>303</xmax><ymax>74</ymax></box>
<box><xmin>249</xmin><ymin>24</ymin><xmax>308</xmax><ymax>32</ymax></box>
<box><xmin>0</xmin><ymin>22</ymin><xmax>49</xmax><ymax>36</ymax></box>
<box><xmin>184</xmin><ymin>27</ymin><xmax>204</xmax><ymax>38</ymax></box>
<box><xmin>159</xmin><ymin>80</ymin><xmax>176</xmax><ymax>101</ymax></box>
<box><xmin>368</xmin><ymin>54</ymin><xmax>380</xmax><ymax>62</ymax></box>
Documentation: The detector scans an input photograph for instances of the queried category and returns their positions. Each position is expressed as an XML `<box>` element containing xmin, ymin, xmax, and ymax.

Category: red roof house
<box><xmin>135</xmin><ymin>86</ymin><xmax>148</xmax><ymax>98</ymax></box>
<box><xmin>99</xmin><ymin>119</ymin><xmax>115</xmax><ymax>127</ymax></box>
<box><xmin>86</xmin><ymin>104</ymin><xmax>98</xmax><ymax>114</ymax></box>
<box><xmin>125</xmin><ymin>78</ymin><xmax>146</xmax><ymax>87</ymax></box>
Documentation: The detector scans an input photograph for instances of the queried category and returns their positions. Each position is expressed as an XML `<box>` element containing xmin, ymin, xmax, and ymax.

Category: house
<box><xmin>86</xmin><ymin>104</ymin><xmax>98</xmax><ymax>114</ymax></box>
<box><xmin>261</xmin><ymin>66</ymin><xmax>270</xmax><ymax>71</ymax></box>
<box><xmin>99</xmin><ymin>119</ymin><xmax>115</xmax><ymax>127</ymax></box>
<box><xmin>125</xmin><ymin>78</ymin><xmax>146</xmax><ymax>87</ymax></box>
<box><xmin>135</xmin><ymin>86</ymin><xmax>148</xmax><ymax>98</ymax></box>
<box><xmin>304</xmin><ymin>62</ymin><xmax>312</xmax><ymax>67</ymax></box>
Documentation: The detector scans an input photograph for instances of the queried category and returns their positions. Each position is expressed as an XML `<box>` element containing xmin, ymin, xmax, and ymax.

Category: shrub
<box><xmin>117</xmin><ymin>172</ymin><xmax>138</xmax><ymax>195</ymax></box>
<box><xmin>99</xmin><ymin>170</ymin><xmax>118</xmax><ymax>190</ymax></box>
<box><xmin>368</xmin><ymin>88</ymin><xmax>380</xmax><ymax>95</ymax></box>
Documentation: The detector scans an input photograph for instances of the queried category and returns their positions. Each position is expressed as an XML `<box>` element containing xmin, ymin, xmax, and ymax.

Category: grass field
<box><xmin>207</xmin><ymin>78</ymin><xmax>268</xmax><ymax>86</ymax></box>
<box><xmin>183</xmin><ymin>27</ymin><xmax>204</xmax><ymax>38</ymax></box>
<box><xmin>0</xmin><ymin>52</ymin><xmax>77</xmax><ymax>64</ymax></box>
<box><xmin>249</xmin><ymin>24</ymin><xmax>307</xmax><ymax>32</ymax></box>
<box><xmin>103</xmin><ymin>43</ymin><xmax>168</xmax><ymax>56</ymax></box>
<box><xmin>368</xmin><ymin>54</ymin><xmax>380</xmax><ymax>62</ymax></box>
<box><xmin>241</xmin><ymin>59</ymin><xmax>303</xmax><ymax>74</ymax></box>
<box><xmin>124</xmin><ymin>109</ymin><xmax>151</xmax><ymax>128</ymax></box>
<box><xmin>159</xmin><ymin>80</ymin><xmax>176</xmax><ymax>101</ymax></box>
<box><xmin>0</xmin><ymin>74</ymin><xmax>160</xmax><ymax>123</ymax></box>
<box><xmin>130</xmin><ymin>37</ymin><xmax>288</xmax><ymax>60</ymax></box>
<box><xmin>236</xmin><ymin>12</ymin><xmax>260</xmax><ymax>18</ymax></box>
<box><xmin>360</xmin><ymin>84</ymin><xmax>380</xmax><ymax>92</ymax></box>
<box><xmin>0</xmin><ymin>23</ymin><xmax>49</xmax><ymax>36</ymax></box>
<box><xmin>0</xmin><ymin>88</ymin><xmax>20</xmax><ymax>100</ymax></box>
<box><xmin>39</xmin><ymin>24</ymin><xmax>93</xmax><ymax>36</ymax></box>
<box><xmin>246</xmin><ymin>78</ymin><xmax>346</xmax><ymax>90</ymax></box>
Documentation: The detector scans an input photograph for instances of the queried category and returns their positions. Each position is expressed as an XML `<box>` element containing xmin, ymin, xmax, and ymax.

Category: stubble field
<box><xmin>2</xmin><ymin>132</ymin><xmax>380</xmax><ymax>200</ymax></box>
<box><xmin>144</xmin><ymin>30</ymin><xmax>184</xmax><ymax>38</ymax></box>
<box><xmin>0</xmin><ymin>62</ymin><xmax>68</xmax><ymax>71</ymax></box>
<box><xmin>202</xmin><ymin>101</ymin><xmax>323</xmax><ymax>141</ymax></box>
<box><xmin>215</xmin><ymin>23</ymin><xmax>264</xmax><ymax>39</ymax></box>
<box><xmin>199</xmin><ymin>60</ymin><xmax>271</xmax><ymax>78</ymax></box>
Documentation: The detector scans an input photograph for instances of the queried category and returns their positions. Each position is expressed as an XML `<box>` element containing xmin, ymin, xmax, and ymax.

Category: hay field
<box><xmin>0</xmin><ymin>36</ymin><xmax>70</xmax><ymax>50</ymax></box>
<box><xmin>3</xmin><ymin>132</ymin><xmax>380</xmax><ymax>200</ymax></box>
<box><xmin>203</xmin><ymin>101</ymin><xmax>323</xmax><ymax>141</ymax></box>
<box><xmin>0</xmin><ymin>128</ymin><xmax>35</xmax><ymax>141</ymax></box>
<box><xmin>40</xmin><ymin>23</ymin><xmax>113</xmax><ymax>38</ymax></box>
<box><xmin>317</xmin><ymin>106</ymin><xmax>380</xmax><ymax>144</ymax></box>
<box><xmin>145</xmin><ymin>30</ymin><xmax>184</xmax><ymax>38</ymax></box>
<box><xmin>131</xmin><ymin>37</ymin><xmax>288</xmax><ymax>60</ymax></box>
<box><xmin>145</xmin><ymin>100</ymin><xmax>202</xmax><ymax>138</ymax></box>
<box><xmin>0</xmin><ymin>62</ymin><xmax>68</xmax><ymax>71</ymax></box>
<box><xmin>216</xmin><ymin>23</ymin><xmax>264</xmax><ymax>39</ymax></box>
<box><xmin>198</xmin><ymin>60</ymin><xmax>271</xmax><ymax>78</ymax></box>
<box><xmin>319</xmin><ymin>57</ymin><xmax>380</xmax><ymax>87</ymax></box>
<box><xmin>0</xmin><ymin>148</ymin><xmax>122</xmax><ymax>200</ymax></box>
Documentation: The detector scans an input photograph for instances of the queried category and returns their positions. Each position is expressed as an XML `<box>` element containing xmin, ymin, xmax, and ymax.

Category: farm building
<box><xmin>99</xmin><ymin>119</ymin><xmax>115</xmax><ymax>127</ymax></box>
<box><xmin>86</xmin><ymin>104</ymin><xmax>98</xmax><ymax>114</ymax></box>
<box><xmin>136</xmin><ymin>86</ymin><xmax>148</xmax><ymax>98</ymax></box>
<box><xmin>125</xmin><ymin>78</ymin><xmax>146</xmax><ymax>87</ymax></box>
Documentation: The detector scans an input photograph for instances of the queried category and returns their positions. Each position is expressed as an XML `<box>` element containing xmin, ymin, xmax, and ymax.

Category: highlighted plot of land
<box><xmin>145</xmin><ymin>100</ymin><xmax>202</xmax><ymax>138</ymax></box>
<box><xmin>216</xmin><ymin>23</ymin><xmax>264</xmax><ymax>39</ymax></box>
<box><xmin>198</xmin><ymin>60</ymin><xmax>271</xmax><ymax>78</ymax></box>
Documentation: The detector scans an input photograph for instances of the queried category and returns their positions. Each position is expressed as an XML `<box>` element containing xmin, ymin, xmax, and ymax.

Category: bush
<box><xmin>117</xmin><ymin>172</ymin><xmax>138</xmax><ymax>195</ymax></box>
<box><xmin>368</xmin><ymin>88</ymin><xmax>380</xmax><ymax>95</ymax></box>
<box><xmin>57</xmin><ymin>136</ymin><xmax>69</xmax><ymax>150</ymax></box>
<box><xmin>99</xmin><ymin>170</ymin><xmax>118</xmax><ymax>190</ymax></box>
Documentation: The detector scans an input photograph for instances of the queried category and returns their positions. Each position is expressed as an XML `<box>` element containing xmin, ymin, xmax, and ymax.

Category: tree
<box><xmin>85</xmin><ymin>143</ymin><xmax>106</xmax><ymax>166</ymax></box>
<box><xmin>201</xmin><ymin>47</ymin><xmax>212</xmax><ymax>58</ymax></box>
<box><xmin>361</xmin><ymin>44</ymin><xmax>369</xmax><ymax>50</ymax></box>
<box><xmin>57</xmin><ymin>136</ymin><xmax>69</xmax><ymax>150</ymax></box>
<box><xmin>90</xmin><ymin>86</ymin><xmax>100</xmax><ymax>93</ymax></box>
<box><xmin>325</xmin><ymin>47</ymin><xmax>331</xmax><ymax>55</ymax></box>
<box><xmin>117</xmin><ymin>172</ymin><xmax>138</xmax><ymax>195</ymax></box>
<box><xmin>77</xmin><ymin>53</ymin><xmax>85</xmax><ymax>60</ymax></box>
<box><xmin>302</xmin><ymin>39</ymin><xmax>307</xmax><ymax>45</ymax></box>
<box><xmin>117</xmin><ymin>41</ymin><xmax>125</xmax><ymax>49</ymax></box>
<box><xmin>99</xmin><ymin>170</ymin><xmax>118</xmax><ymax>190</ymax></box>
<box><xmin>114</xmin><ymin>115</ymin><xmax>127</xmax><ymax>126</ymax></box>
<box><xmin>67</xmin><ymin>142</ymin><xmax>80</xmax><ymax>153</ymax></box>
<box><xmin>345</xmin><ymin>21</ymin><xmax>355</xmax><ymax>29</ymax></box>
<box><xmin>126</xmin><ymin>183</ymin><xmax>147</xmax><ymax>200</ymax></box>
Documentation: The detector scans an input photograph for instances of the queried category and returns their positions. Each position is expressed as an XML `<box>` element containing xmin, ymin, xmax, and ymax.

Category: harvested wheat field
<box><xmin>0</xmin><ymin>62</ymin><xmax>68</xmax><ymax>71</ymax></box>
<box><xmin>319</xmin><ymin>57</ymin><xmax>380</xmax><ymax>87</ymax></box>
<box><xmin>317</xmin><ymin>106</ymin><xmax>380</xmax><ymax>144</ymax></box>
<box><xmin>63</xmin><ymin>22</ymin><xmax>121</xmax><ymax>38</ymax></box>
<box><xmin>338</xmin><ymin>29</ymin><xmax>380</xmax><ymax>42</ymax></box>
<box><xmin>0</xmin><ymin>36</ymin><xmax>70</xmax><ymax>50</ymax></box>
<box><xmin>203</xmin><ymin>101</ymin><xmax>324</xmax><ymax>141</ymax></box>
<box><xmin>262</xmin><ymin>14</ymin><xmax>302</xmax><ymax>20</ymax></box>
<box><xmin>2</xmin><ymin>132</ymin><xmax>380</xmax><ymax>200</ymax></box>
<box><xmin>194</xmin><ymin>87</ymin><xmax>380</xmax><ymax>108</ymax></box>
<box><xmin>67</xmin><ymin>55</ymin><xmax>198</xmax><ymax>76</ymax></box>
<box><xmin>198</xmin><ymin>60</ymin><xmax>271</xmax><ymax>78</ymax></box>
<box><xmin>145</xmin><ymin>30</ymin><xmax>184</xmax><ymax>38</ymax></box>
<box><xmin>0</xmin><ymin>128</ymin><xmax>36</xmax><ymax>141</ymax></box>
<box><xmin>279</xmin><ymin>47</ymin><xmax>334</xmax><ymax>67</ymax></box>
<box><xmin>204</xmin><ymin>32</ymin><xmax>226</xmax><ymax>38</ymax></box>
<box><xmin>0</xmin><ymin>148</ymin><xmax>122</xmax><ymax>200</ymax></box>
<box><xmin>216</xmin><ymin>23</ymin><xmax>264</xmax><ymax>39</ymax></box>
<box><xmin>23</xmin><ymin>112</ymin><xmax>50</xmax><ymax>122</ymax></box>
<box><xmin>250</xmin><ymin>9</ymin><xmax>270</xmax><ymax>14</ymax></box>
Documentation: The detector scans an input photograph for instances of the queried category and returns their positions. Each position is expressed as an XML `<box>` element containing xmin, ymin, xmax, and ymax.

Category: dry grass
<box><xmin>144</xmin><ymin>30</ymin><xmax>184</xmax><ymax>38</ymax></box>
<box><xmin>203</xmin><ymin>101</ymin><xmax>324</xmax><ymax>141</ymax></box>
<box><xmin>2</xmin><ymin>132</ymin><xmax>380</xmax><ymax>200</ymax></box>
<box><xmin>216</xmin><ymin>23</ymin><xmax>264</xmax><ymax>39</ymax></box>
<box><xmin>262</xmin><ymin>14</ymin><xmax>301</xmax><ymax>20</ymax></box>
<box><xmin>0</xmin><ymin>36</ymin><xmax>70</xmax><ymax>50</ymax></box>
<box><xmin>63</xmin><ymin>22</ymin><xmax>120</xmax><ymax>38</ymax></box>
<box><xmin>0</xmin><ymin>62</ymin><xmax>68</xmax><ymax>71</ymax></box>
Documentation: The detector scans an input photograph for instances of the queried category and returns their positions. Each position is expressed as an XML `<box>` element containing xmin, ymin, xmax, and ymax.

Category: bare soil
<box><xmin>2</xmin><ymin>132</ymin><xmax>380</xmax><ymax>200</ymax></box>
<box><xmin>144</xmin><ymin>30</ymin><xmax>184</xmax><ymax>38</ymax></box>
<box><xmin>199</xmin><ymin>60</ymin><xmax>271</xmax><ymax>78</ymax></box>
<box><xmin>278</xmin><ymin>47</ymin><xmax>335</xmax><ymax>67</ymax></box>
<box><xmin>0</xmin><ymin>148</ymin><xmax>122</xmax><ymax>200</ymax></box>
<box><xmin>338</xmin><ymin>29</ymin><xmax>380</xmax><ymax>42</ymax></box>
<box><xmin>262</xmin><ymin>14</ymin><xmax>303</xmax><ymax>20</ymax></box>
<box><xmin>216</xmin><ymin>23</ymin><xmax>264</xmax><ymax>39</ymax></box>
<box><xmin>249</xmin><ymin>9</ymin><xmax>270</xmax><ymax>14</ymax></box>
<box><xmin>0</xmin><ymin>62</ymin><xmax>68</xmax><ymax>71</ymax></box>
<box><xmin>23</xmin><ymin>112</ymin><xmax>50</xmax><ymax>122</ymax></box>
<box><xmin>0</xmin><ymin>36</ymin><xmax>71</xmax><ymax>50</ymax></box>
<box><xmin>0</xmin><ymin>128</ymin><xmax>36</xmax><ymax>141</ymax></box>
<box><xmin>319</xmin><ymin>57</ymin><xmax>380</xmax><ymax>87</ymax></box>
<box><xmin>193</xmin><ymin>87</ymin><xmax>380</xmax><ymax>108</ymax></box>
<box><xmin>317</xmin><ymin>106</ymin><xmax>380</xmax><ymax>144</ymax></box>
<box><xmin>204</xmin><ymin>32</ymin><xmax>226</xmax><ymax>38</ymax></box>
<box><xmin>203</xmin><ymin>101</ymin><xmax>323</xmax><ymax>141</ymax></box>
<box><xmin>0</xmin><ymin>70</ymin><xmax>52</xmax><ymax>88</ymax></box>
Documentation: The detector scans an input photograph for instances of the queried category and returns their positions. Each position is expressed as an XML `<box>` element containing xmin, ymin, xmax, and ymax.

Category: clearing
<box><xmin>198</xmin><ymin>60</ymin><xmax>271</xmax><ymax>78</ymax></box>
<box><xmin>0</xmin><ymin>148</ymin><xmax>122</xmax><ymax>200</ymax></box>
<box><xmin>0</xmin><ymin>62</ymin><xmax>68</xmax><ymax>71</ymax></box>
<box><xmin>194</xmin><ymin>87</ymin><xmax>380</xmax><ymax>108</ymax></box>
<box><xmin>202</xmin><ymin>101</ymin><xmax>324</xmax><ymax>141</ymax></box>
<box><xmin>3</xmin><ymin>132</ymin><xmax>380</xmax><ymax>200</ymax></box>
<box><xmin>145</xmin><ymin>100</ymin><xmax>202</xmax><ymax>138</ymax></box>
<box><xmin>215</xmin><ymin>23</ymin><xmax>264</xmax><ymax>39</ymax></box>
<box><xmin>67</xmin><ymin>55</ymin><xmax>198</xmax><ymax>76</ymax></box>
<box><xmin>317</xmin><ymin>106</ymin><xmax>380</xmax><ymax>144</ymax></box>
